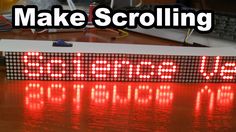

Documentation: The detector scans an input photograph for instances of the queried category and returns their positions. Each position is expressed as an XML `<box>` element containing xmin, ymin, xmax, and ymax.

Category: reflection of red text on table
<box><xmin>0</xmin><ymin>29</ymin><xmax>236</xmax><ymax>131</ymax></box>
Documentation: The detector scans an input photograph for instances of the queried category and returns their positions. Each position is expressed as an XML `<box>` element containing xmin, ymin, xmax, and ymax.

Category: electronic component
<box><xmin>1</xmin><ymin>39</ymin><xmax>236</xmax><ymax>82</ymax></box>
<box><xmin>52</xmin><ymin>40</ymin><xmax>73</xmax><ymax>47</ymax></box>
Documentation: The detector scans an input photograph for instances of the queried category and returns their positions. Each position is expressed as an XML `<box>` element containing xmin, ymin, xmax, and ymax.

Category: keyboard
<box><xmin>211</xmin><ymin>13</ymin><xmax>236</xmax><ymax>41</ymax></box>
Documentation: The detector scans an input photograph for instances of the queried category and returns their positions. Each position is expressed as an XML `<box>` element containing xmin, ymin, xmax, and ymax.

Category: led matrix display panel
<box><xmin>5</xmin><ymin>52</ymin><xmax>236</xmax><ymax>83</ymax></box>
<box><xmin>1</xmin><ymin>39</ymin><xmax>236</xmax><ymax>83</ymax></box>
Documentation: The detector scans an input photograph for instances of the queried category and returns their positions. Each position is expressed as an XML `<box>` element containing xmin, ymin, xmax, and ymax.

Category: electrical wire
<box><xmin>37</xmin><ymin>29</ymin><xmax>48</xmax><ymax>34</ymax></box>
<box><xmin>67</xmin><ymin>0</ymin><xmax>73</xmax><ymax>10</ymax></box>
<box><xmin>111</xmin><ymin>29</ymin><xmax>129</xmax><ymax>40</ymax></box>
<box><xmin>0</xmin><ymin>15</ymin><xmax>12</xmax><ymax>32</ymax></box>
<box><xmin>186</xmin><ymin>29</ymin><xmax>194</xmax><ymax>41</ymax></box>
<box><xmin>184</xmin><ymin>29</ymin><xmax>190</xmax><ymax>44</ymax></box>
<box><xmin>67</xmin><ymin>0</ymin><xmax>76</xmax><ymax>10</ymax></box>
<box><xmin>184</xmin><ymin>29</ymin><xmax>194</xmax><ymax>44</ymax></box>
<box><xmin>135</xmin><ymin>0</ymin><xmax>143</xmax><ymax>7</ymax></box>
<box><xmin>67</xmin><ymin>0</ymin><xmax>74</xmax><ymax>10</ymax></box>
<box><xmin>71</xmin><ymin>0</ymin><xmax>76</xmax><ymax>10</ymax></box>
<box><xmin>0</xmin><ymin>15</ymin><xmax>11</xmax><ymax>26</ymax></box>
<box><xmin>103</xmin><ymin>28</ymin><xmax>120</xmax><ymax>34</ymax></box>
<box><xmin>110</xmin><ymin>0</ymin><xmax>114</xmax><ymax>8</ymax></box>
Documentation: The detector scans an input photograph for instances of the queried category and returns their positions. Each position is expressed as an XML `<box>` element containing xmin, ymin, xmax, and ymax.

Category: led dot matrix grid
<box><xmin>5</xmin><ymin>52</ymin><xmax>236</xmax><ymax>83</ymax></box>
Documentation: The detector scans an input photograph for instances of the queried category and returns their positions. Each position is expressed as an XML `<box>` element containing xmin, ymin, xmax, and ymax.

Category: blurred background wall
<box><xmin>0</xmin><ymin>0</ymin><xmax>178</xmax><ymax>14</ymax></box>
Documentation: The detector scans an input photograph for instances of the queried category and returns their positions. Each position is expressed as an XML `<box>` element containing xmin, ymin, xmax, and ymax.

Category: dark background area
<box><xmin>178</xmin><ymin>0</ymin><xmax>236</xmax><ymax>13</ymax></box>
<box><xmin>57</xmin><ymin>0</ymin><xmax>236</xmax><ymax>13</ymax></box>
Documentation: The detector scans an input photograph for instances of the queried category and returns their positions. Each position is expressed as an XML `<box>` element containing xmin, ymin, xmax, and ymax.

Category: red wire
<box><xmin>0</xmin><ymin>15</ymin><xmax>12</xmax><ymax>27</ymax></box>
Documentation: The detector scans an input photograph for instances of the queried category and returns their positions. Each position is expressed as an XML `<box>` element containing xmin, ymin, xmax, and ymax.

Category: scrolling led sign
<box><xmin>5</xmin><ymin>52</ymin><xmax>236</xmax><ymax>83</ymax></box>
